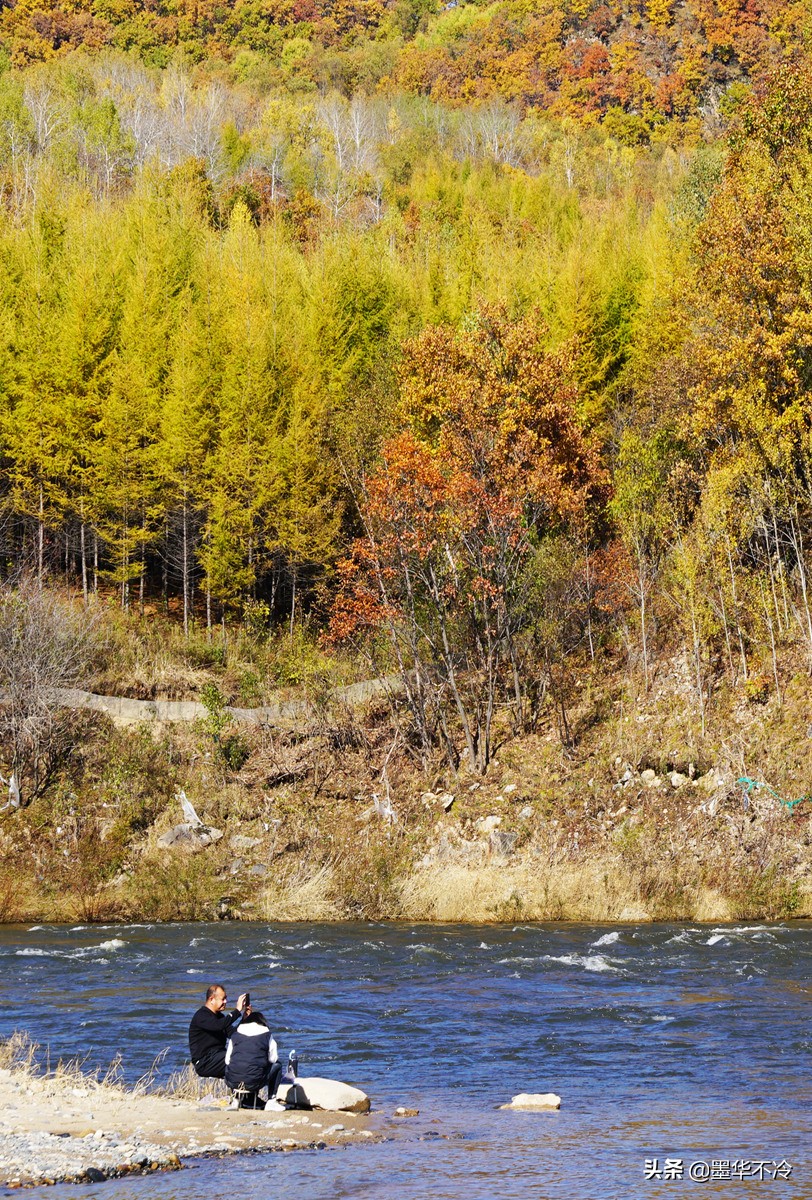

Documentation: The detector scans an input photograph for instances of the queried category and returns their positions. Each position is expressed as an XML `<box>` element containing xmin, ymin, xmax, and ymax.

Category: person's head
<box><xmin>241</xmin><ymin>1009</ymin><xmax>268</xmax><ymax>1029</ymax></box>
<box><xmin>204</xmin><ymin>984</ymin><xmax>228</xmax><ymax>1013</ymax></box>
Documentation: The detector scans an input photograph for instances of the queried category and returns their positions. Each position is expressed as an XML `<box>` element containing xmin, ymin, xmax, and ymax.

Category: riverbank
<box><xmin>2</xmin><ymin>635</ymin><xmax>812</xmax><ymax>926</ymax></box>
<box><xmin>0</xmin><ymin>1042</ymin><xmax>378</xmax><ymax>1188</ymax></box>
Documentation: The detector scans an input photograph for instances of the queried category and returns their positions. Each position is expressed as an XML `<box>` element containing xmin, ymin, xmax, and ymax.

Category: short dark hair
<box><xmin>206</xmin><ymin>984</ymin><xmax>225</xmax><ymax>1001</ymax></box>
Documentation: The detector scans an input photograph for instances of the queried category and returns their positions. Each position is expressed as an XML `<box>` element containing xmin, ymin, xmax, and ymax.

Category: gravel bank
<box><xmin>0</xmin><ymin>1066</ymin><xmax>378</xmax><ymax>1187</ymax></box>
<box><xmin>0</xmin><ymin>1130</ymin><xmax>179</xmax><ymax>1187</ymax></box>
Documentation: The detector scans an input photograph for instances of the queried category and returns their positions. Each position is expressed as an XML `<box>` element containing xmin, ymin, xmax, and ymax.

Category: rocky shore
<box><xmin>0</xmin><ymin>1066</ymin><xmax>377</xmax><ymax>1187</ymax></box>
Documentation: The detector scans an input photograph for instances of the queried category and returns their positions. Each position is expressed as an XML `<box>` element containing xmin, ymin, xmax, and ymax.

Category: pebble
<box><xmin>0</xmin><ymin>1131</ymin><xmax>179</xmax><ymax>1187</ymax></box>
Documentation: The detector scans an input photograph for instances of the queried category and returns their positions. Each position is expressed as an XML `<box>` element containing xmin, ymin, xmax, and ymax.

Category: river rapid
<box><xmin>0</xmin><ymin>921</ymin><xmax>810</xmax><ymax>1199</ymax></box>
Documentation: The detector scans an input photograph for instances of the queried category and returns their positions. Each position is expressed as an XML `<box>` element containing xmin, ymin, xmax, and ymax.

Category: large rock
<box><xmin>157</xmin><ymin>823</ymin><xmax>223</xmax><ymax>850</ymax></box>
<box><xmin>276</xmin><ymin>1077</ymin><xmax>370</xmax><ymax>1114</ymax></box>
<box><xmin>499</xmin><ymin>1092</ymin><xmax>561</xmax><ymax>1111</ymax></box>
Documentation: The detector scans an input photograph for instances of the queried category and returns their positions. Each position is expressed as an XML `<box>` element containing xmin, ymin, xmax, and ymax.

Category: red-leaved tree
<box><xmin>331</xmin><ymin>309</ymin><xmax>605</xmax><ymax>772</ymax></box>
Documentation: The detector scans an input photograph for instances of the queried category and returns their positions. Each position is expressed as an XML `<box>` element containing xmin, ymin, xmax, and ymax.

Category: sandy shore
<box><xmin>0</xmin><ymin>1068</ymin><xmax>379</xmax><ymax>1187</ymax></box>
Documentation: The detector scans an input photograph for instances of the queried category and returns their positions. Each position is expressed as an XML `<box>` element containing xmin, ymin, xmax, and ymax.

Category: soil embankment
<box><xmin>3</xmin><ymin>649</ymin><xmax>812</xmax><ymax>926</ymax></box>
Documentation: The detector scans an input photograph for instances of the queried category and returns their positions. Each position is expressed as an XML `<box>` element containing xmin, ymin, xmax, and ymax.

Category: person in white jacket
<box><xmin>224</xmin><ymin>1005</ymin><xmax>283</xmax><ymax>1110</ymax></box>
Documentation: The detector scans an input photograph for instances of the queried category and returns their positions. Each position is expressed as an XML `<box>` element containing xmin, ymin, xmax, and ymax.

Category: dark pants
<box><xmin>230</xmin><ymin>1061</ymin><xmax>283</xmax><ymax>1107</ymax></box>
<box><xmin>193</xmin><ymin>1049</ymin><xmax>226</xmax><ymax>1079</ymax></box>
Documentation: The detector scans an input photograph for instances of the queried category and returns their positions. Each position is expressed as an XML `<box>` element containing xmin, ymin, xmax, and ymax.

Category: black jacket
<box><xmin>188</xmin><ymin>1005</ymin><xmax>242</xmax><ymax>1065</ymax></box>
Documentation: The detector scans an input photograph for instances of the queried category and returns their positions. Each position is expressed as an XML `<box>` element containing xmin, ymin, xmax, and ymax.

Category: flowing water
<box><xmin>1</xmin><ymin>921</ymin><xmax>810</xmax><ymax>1199</ymax></box>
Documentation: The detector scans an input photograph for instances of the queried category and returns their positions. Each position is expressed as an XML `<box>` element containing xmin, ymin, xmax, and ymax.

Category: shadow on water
<box><xmin>0</xmin><ymin>920</ymin><xmax>810</xmax><ymax>1199</ymax></box>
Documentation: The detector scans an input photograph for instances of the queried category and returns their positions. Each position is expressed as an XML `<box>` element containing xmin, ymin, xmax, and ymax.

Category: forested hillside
<box><xmin>1</xmin><ymin>0</ymin><xmax>808</xmax><ymax>142</ymax></box>
<box><xmin>2</xmin><ymin>48</ymin><xmax>812</xmax><ymax>714</ymax></box>
<box><xmin>2</xmin><ymin>8</ymin><xmax>812</xmax><ymax>921</ymax></box>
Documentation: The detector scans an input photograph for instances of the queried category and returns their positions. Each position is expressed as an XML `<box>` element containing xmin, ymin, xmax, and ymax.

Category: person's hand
<box><xmin>237</xmin><ymin>993</ymin><xmax>248</xmax><ymax>1011</ymax></box>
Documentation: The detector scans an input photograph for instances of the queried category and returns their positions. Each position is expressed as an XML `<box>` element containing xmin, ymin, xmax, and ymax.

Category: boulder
<box><xmin>499</xmin><ymin>1092</ymin><xmax>561</xmax><ymax>1111</ymax></box>
<box><xmin>157</xmin><ymin>823</ymin><xmax>223</xmax><ymax>850</ymax></box>
<box><xmin>275</xmin><ymin>1077</ymin><xmax>370</xmax><ymax>1114</ymax></box>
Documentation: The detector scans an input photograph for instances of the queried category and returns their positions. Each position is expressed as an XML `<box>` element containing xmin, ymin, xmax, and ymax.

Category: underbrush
<box><xmin>89</xmin><ymin>606</ymin><xmax>369</xmax><ymax>704</ymax></box>
<box><xmin>3</xmin><ymin>617</ymin><xmax>812</xmax><ymax>924</ymax></box>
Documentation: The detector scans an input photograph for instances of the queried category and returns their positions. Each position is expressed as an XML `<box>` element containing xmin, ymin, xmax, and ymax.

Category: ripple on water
<box><xmin>542</xmin><ymin>953</ymin><xmax>619</xmax><ymax>973</ymax></box>
<box><xmin>591</xmin><ymin>931</ymin><xmax>620</xmax><ymax>947</ymax></box>
<box><xmin>1</xmin><ymin>920</ymin><xmax>809</xmax><ymax>1200</ymax></box>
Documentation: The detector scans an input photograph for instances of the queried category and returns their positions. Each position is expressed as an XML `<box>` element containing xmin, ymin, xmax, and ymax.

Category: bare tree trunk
<box><xmin>763</xmin><ymin>518</ymin><xmax>783</xmax><ymax>633</ymax></box>
<box><xmin>80</xmin><ymin>518</ymin><xmax>88</xmax><ymax>605</ymax></box>
<box><xmin>638</xmin><ymin>558</ymin><xmax>649</xmax><ymax>690</ymax></box>
<box><xmin>584</xmin><ymin>544</ymin><xmax>595</xmax><ymax>661</ymax></box>
<box><xmin>770</xmin><ymin>506</ymin><xmax>790</xmax><ymax>629</ymax></box>
<box><xmin>182</xmin><ymin>483</ymin><xmax>189</xmax><ymax>638</ymax></box>
<box><xmin>790</xmin><ymin>508</ymin><xmax>812</xmax><ymax>671</ymax></box>
<box><xmin>289</xmin><ymin>567</ymin><xmax>296</xmax><ymax>639</ymax></box>
<box><xmin>688</xmin><ymin>600</ymin><xmax>705</xmax><ymax>737</ymax></box>
<box><xmin>162</xmin><ymin>516</ymin><xmax>169</xmax><ymax>614</ymax></box>
<box><xmin>38</xmin><ymin>483</ymin><xmax>44</xmax><ymax>588</ymax></box>
<box><xmin>718</xmin><ymin>585</ymin><xmax>735</xmax><ymax>680</ymax></box>
<box><xmin>121</xmin><ymin>512</ymin><xmax>129</xmax><ymax>612</ymax></box>
<box><xmin>759</xmin><ymin>574</ymin><xmax>781</xmax><ymax>703</ymax></box>
<box><xmin>138</xmin><ymin>514</ymin><xmax>146</xmax><ymax>615</ymax></box>
<box><xmin>725</xmin><ymin>533</ymin><xmax>747</xmax><ymax>679</ymax></box>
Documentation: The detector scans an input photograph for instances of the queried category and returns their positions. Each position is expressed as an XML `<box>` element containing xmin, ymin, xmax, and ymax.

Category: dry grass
<box><xmin>0</xmin><ymin>1031</ymin><xmax>207</xmax><ymax>1104</ymax></box>
<box><xmin>257</xmin><ymin>865</ymin><xmax>341</xmax><ymax>922</ymax></box>
<box><xmin>0</xmin><ymin>1030</ymin><xmax>38</xmax><ymax>1072</ymax></box>
<box><xmin>397</xmin><ymin>858</ymin><xmax>648</xmax><ymax>923</ymax></box>
<box><xmin>0</xmin><ymin>1030</ymin><xmax>127</xmax><ymax>1093</ymax></box>
<box><xmin>159</xmin><ymin>1063</ymin><xmax>228</xmax><ymax>1101</ymax></box>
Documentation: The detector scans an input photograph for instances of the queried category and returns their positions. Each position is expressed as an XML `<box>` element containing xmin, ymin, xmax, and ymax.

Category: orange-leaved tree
<box><xmin>331</xmin><ymin>308</ymin><xmax>605</xmax><ymax>772</ymax></box>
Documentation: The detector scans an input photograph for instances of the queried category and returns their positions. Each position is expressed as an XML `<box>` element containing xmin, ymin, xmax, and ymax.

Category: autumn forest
<box><xmin>1</xmin><ymin>0</ymin><xmax>812</xmax><ymax>922</ymax></box>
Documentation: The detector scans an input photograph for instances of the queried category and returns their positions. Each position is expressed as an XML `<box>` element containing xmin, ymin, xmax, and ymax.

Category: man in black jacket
<box><xmin>189</xmin><ymin>984</ymin><xmax>247</xmax><ymax>1079</ymax></box>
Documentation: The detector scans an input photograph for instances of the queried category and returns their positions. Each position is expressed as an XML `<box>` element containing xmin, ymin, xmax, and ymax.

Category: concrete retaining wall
<box><xmin>49</xmin><ymin>674</ymin><xmax>403</xmax><ymax>728</ymax></box>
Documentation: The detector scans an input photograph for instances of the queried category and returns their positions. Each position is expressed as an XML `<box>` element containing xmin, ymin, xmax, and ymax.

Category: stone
<box><xmin>489</xmin><ymin>830</ymin><xmax>517</xmax><ymax>858</ymax></box>
<box><xmin>393</xmin><ymin>1107</ymin><xmax>419</xmax><ymax>1117</ymax></box>
<box><xmin>503</xmin><ymin>783</ymin><xmax>517</xmax><ymax>794</ymax></box>
<box><xmin>249</xmin><ymin>864</ymin><xmax>268</xmax><ymax>876</ymax></box>
<box><xmin>197</xmin><ymin>826</ymin><xmax>223</xmax><ymax>846</ymax></box>
<box><xmin>518</xmin><ymin>806</ymin><xmax>533</xmax><ymax>820</ymax></box>
<box><xmin>669</xmin><ymin>772</ymin><xmax>689</xmax><ymax>790</ymax></box>
<box><xmin>157</xmin><ymin>823</ymin><xmax>223</xmax><ymax>850</ymax></box>
<box><xmin>229</xmin><ymin>835</ymin><xmax>262</xmax><ymax>852</ymax></box>
<box><xmin>499</xmin><ymin>1093</ymin><xmax>561</xmax><ymax>1111</ymax></box>
<box><xmin>695</xmin><ymin>768</ymin><xmax>727</xmax><ymax>793</ymax></box>
<box><xmin>475</xmin><ymin>815</ymin><xmax>502</xmax><ymax>835</ymax></box>
<box><xmin>640</xmin><ymin>769</ymin><xmax>657</xmax><ymax>784</ymax></box>
<box><xmin>439</xmin><ymin>792</ymin><xmax>455</xmax><ymax>811</ymax></box>
<box><xmin>275</xmin><ymin>1078</ymin><xmax>370</xmax><ymax>1114</ymax></box>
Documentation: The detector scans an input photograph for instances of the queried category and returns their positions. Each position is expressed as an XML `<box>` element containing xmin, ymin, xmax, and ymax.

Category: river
<box><xmin>1</xmin><ymin>921</ymin><xmax>810</xmax><ymax>1199</ymax></box>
